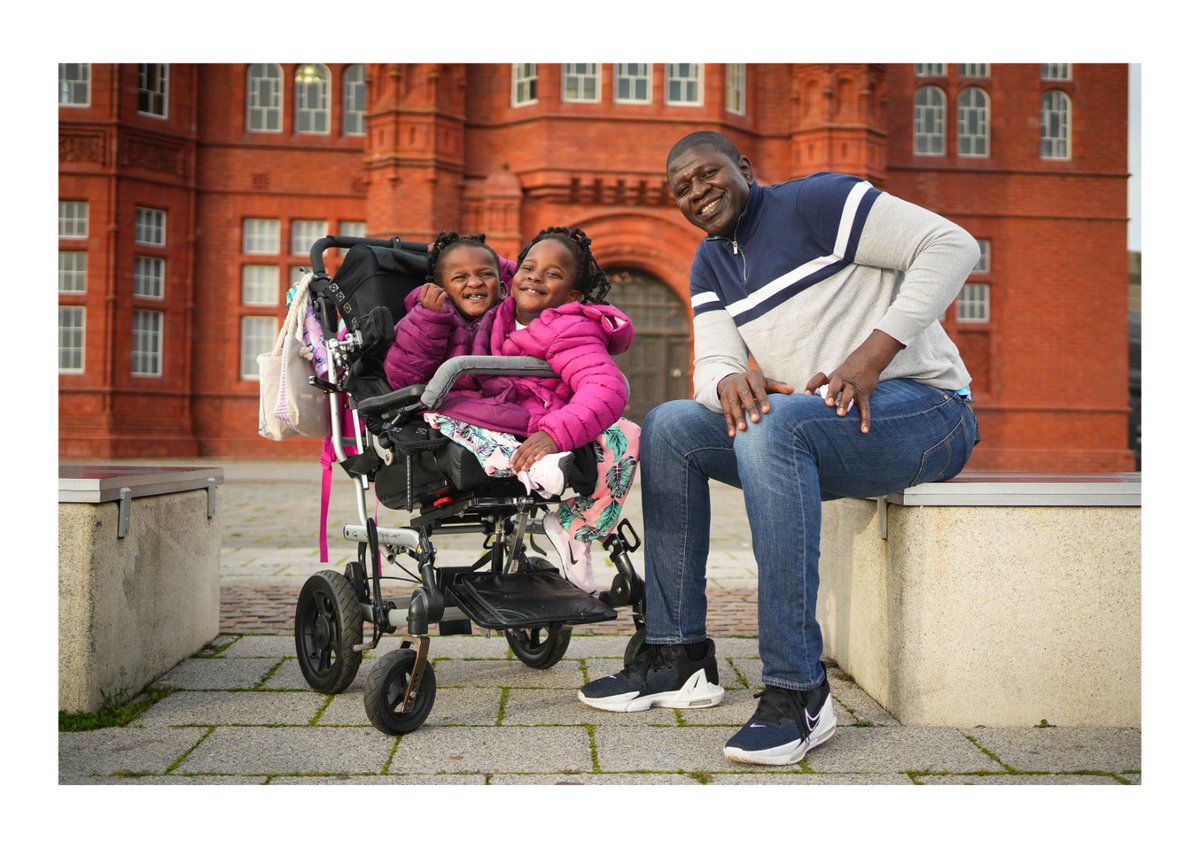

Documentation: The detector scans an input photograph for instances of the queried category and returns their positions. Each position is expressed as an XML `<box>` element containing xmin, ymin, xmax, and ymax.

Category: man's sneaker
<box><xmin>577</xmin><ymin>639</ymin><xmax>725</xmax><ymax>712</ymax></box>
<box><xmin>723</xmin><ymin>669</ymin><xmax>836</xmax><ymax>765</ymax></box>
<box><xmin>543</xmin><ymin>511</ymin><xmax>596</xmax><ymax>593</ymax></box>
<box><xmin>518</xmin><ymin>451</ymin><xmax>572</xmax><ymax>498</ymax></box>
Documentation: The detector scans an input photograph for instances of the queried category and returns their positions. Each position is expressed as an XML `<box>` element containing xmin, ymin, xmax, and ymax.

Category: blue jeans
<box><xmin>640</xmin><ymin>379</ymin><xmax>978</xmax><ymax>691</ymax></box>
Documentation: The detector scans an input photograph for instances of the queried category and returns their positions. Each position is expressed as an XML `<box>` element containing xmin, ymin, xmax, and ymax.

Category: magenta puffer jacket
<box><xmin>435</xmin><ymin>297</ymin><xmax>634</xmax><ymax>451</ymax></box>
<box><xmin>382</xmin><ymin>256</ymin><xmax>517</xmax><ymax>390</ymax></box>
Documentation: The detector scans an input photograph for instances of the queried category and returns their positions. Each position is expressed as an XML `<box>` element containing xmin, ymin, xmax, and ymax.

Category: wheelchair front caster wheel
<box><xmin>364</xmin><ymin>648</ymin><xmax>436</xmax><ymax>736</ymax></box>
<box><xmin>505</xmin><ymin>623</ymin><xmax>572</xmax><ymax>669</ymax></box>
<box><xmin>295</xmin><ymin>570</ymin><xmax>364</xmax><ymax>694</ymax></box>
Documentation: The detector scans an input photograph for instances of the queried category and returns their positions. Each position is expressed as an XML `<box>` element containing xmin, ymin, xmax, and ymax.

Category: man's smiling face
<box><xmin>667</xmin><ymin>144</ymin><xmax>754</xmax><ymax>238</ymax></box>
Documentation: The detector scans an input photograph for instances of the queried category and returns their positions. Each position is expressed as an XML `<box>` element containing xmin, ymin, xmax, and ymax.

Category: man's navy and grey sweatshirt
<box><xmin>689</xmin><ymin>173</ymin><xmax>977</xmax><ymax>412</ymax></box>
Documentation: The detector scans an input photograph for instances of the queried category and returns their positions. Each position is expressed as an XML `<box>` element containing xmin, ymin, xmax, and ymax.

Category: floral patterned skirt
<box><xmin>422</xmin><ymin>413</ymin><xmax>641</xmax><ymax>543</ymax></box>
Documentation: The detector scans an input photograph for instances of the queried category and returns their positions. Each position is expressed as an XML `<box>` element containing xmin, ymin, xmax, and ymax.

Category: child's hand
<box><xmin>511</xmin><ymin>431</ymin><xmax>559</xmax><ymax>473</ymax></box>
<box><xmin>419</xmin><ymin>284</ymin><xmax>447</xmax><ymax>312</ymax></box>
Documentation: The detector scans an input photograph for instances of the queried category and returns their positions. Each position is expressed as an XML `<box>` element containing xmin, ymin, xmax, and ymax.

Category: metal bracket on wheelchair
<box><xmin>603</xmin><ymin>518</ymin><xmax>642</xmax><ymax>555</ymax></box>
<box><xmin>399</xmin><ymin>636</ymin><xmax>431</xmax><ymax>712</ymax></box>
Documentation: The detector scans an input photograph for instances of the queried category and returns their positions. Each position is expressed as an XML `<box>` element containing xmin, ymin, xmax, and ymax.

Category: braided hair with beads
<box><xmin>517</xmin><ymin>226</ymin><xmax>611</xmax><ymax>304</ymax></box>
<box><xmin>425</xmin><ymin>231</ymin><xmax>501</xmax><ymax>286</ymax></box>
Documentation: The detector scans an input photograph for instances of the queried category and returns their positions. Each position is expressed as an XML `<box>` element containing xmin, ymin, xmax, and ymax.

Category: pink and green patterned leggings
<box><xmin>423</xmin><ymin>413</ymin><xmax>641</xmax><ymax>543</ymax></box>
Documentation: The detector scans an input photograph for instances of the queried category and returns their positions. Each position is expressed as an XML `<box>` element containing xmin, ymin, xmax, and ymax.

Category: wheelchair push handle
<box><xmin>307</xmin><ymin>235</ymin><xmax>428</xmax><ymax>277</ymax></box>
<box><xmin>420</xmin><ymin>356</ymin><xmax>557</xmax><ymax>410</ymax></box>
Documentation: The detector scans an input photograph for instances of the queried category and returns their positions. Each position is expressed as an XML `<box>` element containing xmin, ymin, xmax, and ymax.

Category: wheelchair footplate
<box><xmin>447</xmin><ymin>571</ymin><xmax>618</xmax><ymax>630</ymax></box>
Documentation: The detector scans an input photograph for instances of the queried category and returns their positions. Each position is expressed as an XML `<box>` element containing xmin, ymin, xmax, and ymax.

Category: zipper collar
<box><xmin>704</xmin><ymin>181</ymin><xmax>762</xmax><ymax>251</ymax></box>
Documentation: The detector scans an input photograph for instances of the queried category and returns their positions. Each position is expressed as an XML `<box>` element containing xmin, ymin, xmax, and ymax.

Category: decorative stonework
<box><xmin>123</xmin><ymin>137</ymin><xmax>185</xmax><ymax>175</ymax></box>
<box><xmin>530</xmin><ymin>174</ymin><xmax>672</xmax><ymax>207</ymax></box>
<box><xmin>59</xmin><ymin>131</ymin><xmax>106</xmax><ymax>165</ymax></box>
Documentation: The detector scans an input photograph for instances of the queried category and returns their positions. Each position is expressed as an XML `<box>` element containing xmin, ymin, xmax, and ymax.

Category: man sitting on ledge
<box><xmin>577</xmin><ymin>130</ymin><xmax>981</xmax><ymax>765</ymax></box>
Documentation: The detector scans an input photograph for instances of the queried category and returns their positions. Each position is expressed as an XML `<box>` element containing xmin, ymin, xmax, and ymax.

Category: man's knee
<box><xmin>643</xmin><ymin>399</ymin><xmax>715</xmax><ymax>452</ymax></box>
<box><xmin>733</xmin><ymin>394</ymin><xmax>825</xmax><ymax>460</ymax></box>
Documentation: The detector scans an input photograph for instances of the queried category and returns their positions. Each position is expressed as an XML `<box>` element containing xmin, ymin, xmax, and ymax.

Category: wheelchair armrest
<box><xmin>421</xmin><ymin>355</ymin><xmax>556</xmax><ymax>409</ymax></box>
<box><xmin>354</xmin><ymin>384</ymin><xmax>426</xmax><ymax>419</ymax></box>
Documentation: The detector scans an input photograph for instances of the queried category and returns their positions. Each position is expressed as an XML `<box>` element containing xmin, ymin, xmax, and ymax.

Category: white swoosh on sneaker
<box><xmin>805</xmin><ymin>709</ymin><xmax>820</xmax><ymax>733</ymax></box>
<box><xmin>749</xmin><ymin>723</ymin><xmax>765</xmax><ymax>728</ymax></box>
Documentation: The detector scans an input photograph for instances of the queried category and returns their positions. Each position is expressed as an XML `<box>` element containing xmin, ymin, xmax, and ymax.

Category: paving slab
<box><xmin>155</xmin><ymin>657</ymin><xmax>281</xmax><ymax>690</ymax></box>
<box><xmin>319</xmin><ymin>687</ymin><xmax>502</xmax><ymax>727</ymax></box>
<box><xmin>59</xmin><ymin>727</ymin><xmax>209</xmax><ymax>781</ymax></box>
<box><xmin>270</xmin><ymin>774</ymin><xmax>488</xmax><ymax>784</ymax></box>
<box><xmin>66</xmin><ymin>775</ymin><xmax>264</xmax><ymax>785</ymax></box>
<box><xmin>434</xmin><ymin>658</ymin><xmax>585</xmax><ymax>689</ymax></box>
<box><xmin>176</xmin><ymin>726</ymin><xmax>394</xmax><ymax>775</ymax></box>
<box><xmin>501</xmin><ymin>688</ymin><xmax>681</xmax><ymax>727</ymax></box>
<box><xmin>803</xmin><ymin>727</ymin><xmax>998</xmax><ymax>774</ymax></box>
<box><xmin>258</xmin><ymin>658</ymin><xmax>322</xmax><ymax>691</ymax></box>
<box><xmin>708</xmin><ymin>772</ymin><xmax>914</xmax><ymax>784</ymax></box>
<box><xmin>917</xmin><ymin>773</ymin><xmax>1125</xmax><ymax>785</ymax></box>
<box><xmin>595</xmin><ymin>726</ymin><xmax>807</xmax><ymax>773</ymax></box>
<box><xmin>389</xmin><ymin>726</ymin><xmax>592</xmax><ymax>774</ymax></box>
<box><xmin>715</xmin><ymin>637</ymin><xmax>761</xmax><ymax>659</ymax></box>
<box><xmin>490</xmin><ymin>773</ymin><xmax>701</xmax><ymax>784</ymax></box>
<box><xmin>131</xmin><ymin>690</ymin><xmax>326</xmax><ymax>727</ymax></box>
<box><xmin>219</xmin><ymin>635</ymin><xmax>297</xmax><ymax>658</ymax></box>
<box><xmin>964</xmin><ymin>727</ymin><xmax>1142</xmax><ymax>773</ymax></box>
<box><xmin>828</xmin><ymin>675</ymin><xmax>900</xmax><ymax>727</ymax></box>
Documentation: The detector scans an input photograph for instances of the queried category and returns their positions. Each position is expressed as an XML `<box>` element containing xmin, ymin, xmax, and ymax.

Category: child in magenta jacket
<box><xmin>386</xmin><ymin>229</ymin><xmax>640</xmax><ymax>593</ymax></box>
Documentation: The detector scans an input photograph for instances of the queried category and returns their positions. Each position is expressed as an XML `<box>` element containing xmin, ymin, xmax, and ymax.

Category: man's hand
<box><xmin>716</xmin><ymin>371</ymin><xmax>795</xmax><ymax>438</ymax></box>
<box><xmin>511</xmin><ymin>431</ymin><xmax>560</xmax><ymax>473</ymax></box>
<box><xmin>418</xmin><ymin>284</ymin><xmax>447</xmax><ymax>312</ymax></box>
<box><xmin>804</xmin><ymin>330</ymin><xmax>904</xmax><ymax>434</ymax></box>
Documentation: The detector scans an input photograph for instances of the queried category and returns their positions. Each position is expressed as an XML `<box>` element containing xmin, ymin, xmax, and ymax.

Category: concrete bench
<box><xmin>816</xmin><ymin>472</ymin><xmax>1140</xmax><ymax>728</ymax></box>
<box><xmin>59</xmin><ymin>465</ymin><xmax>223</xmax><ymax>713</ymax></box>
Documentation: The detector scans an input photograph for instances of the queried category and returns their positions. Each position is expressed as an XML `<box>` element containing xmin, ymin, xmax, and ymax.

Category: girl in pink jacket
<box><xmin>390</xmin><ymin>228</ymin><xmax>640</xmax><ymax>593</ymax></box>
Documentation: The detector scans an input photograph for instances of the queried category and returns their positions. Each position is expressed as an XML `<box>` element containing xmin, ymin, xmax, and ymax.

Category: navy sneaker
<box><xmin>723</xmin><ymin>669</ymin><xmax>836</xmax><ymax>765</ymax></box>
<box><xmin>577</xmin><ymin>639</ymin><xmax>725</xmax><ymax>712</ymax></box>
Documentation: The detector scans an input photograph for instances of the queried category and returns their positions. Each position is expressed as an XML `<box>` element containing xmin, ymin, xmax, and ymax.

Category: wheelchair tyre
<box><xmin>623</xmin><ymin>627</ymin><xmax>647</xmax><ymax>667</ymax></box>
<box><xmin>294</xmin><ymin>570</ymin><xmax>363</xmax><ymax>694</ymax></box>
<box><xmin>505</xmin><ymin>623</ymin><xmax>572</xmax><ymax>669</ymax></box>
<box><xmin>363</xmin><ymin>649</ymin><xmax>436</xmax><ymax>736</ymax></box>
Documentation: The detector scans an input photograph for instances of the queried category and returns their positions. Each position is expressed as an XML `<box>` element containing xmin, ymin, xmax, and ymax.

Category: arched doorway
<box><xmin>604</xmin><ymin>268</ymin><xmax>692</xmax><ymax>423</ymax></box>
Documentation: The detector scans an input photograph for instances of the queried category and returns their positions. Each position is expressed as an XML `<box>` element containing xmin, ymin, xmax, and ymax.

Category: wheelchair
<box><xmin>290</xmin><ymin>235</ymin><xmax>647</xmax><ymax>736</ymax></box>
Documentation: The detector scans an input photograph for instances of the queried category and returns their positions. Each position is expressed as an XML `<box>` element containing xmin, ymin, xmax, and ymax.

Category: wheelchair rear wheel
<box><xmin>364</xmin><ymin>648</ymin><xmax>436</xmax><ymax>735</ymax></box>
<box><xmin>295</xmin><ymin>570</ymin><xmax>364</xmax><ymax>694</ymax></box>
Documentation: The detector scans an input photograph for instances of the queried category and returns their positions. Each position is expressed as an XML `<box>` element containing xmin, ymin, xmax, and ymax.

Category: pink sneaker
<box><xmin>518</xmin><ymin>451</ymin><xmax>572</xmax><ymax>498</ymax></box>
<box><xmin>543</xmin><ymin>511</ymin><xmax>596</xmax><ymax>593</ymax></box>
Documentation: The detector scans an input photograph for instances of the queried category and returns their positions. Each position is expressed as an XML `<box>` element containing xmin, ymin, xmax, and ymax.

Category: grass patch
<box><xmin>59</xmin><ymin>687</ymin><xmax>178</xmax><ymax>732</ymax></box>
<box><xmin>497</xmin><ymin>688</ymin><xmax>511</xmax><ymax>726</ymax></box>
<box><xmin>962</xmin><ymin>733</ymin><xmax>1012</xmax><ymax>771</ymax></box>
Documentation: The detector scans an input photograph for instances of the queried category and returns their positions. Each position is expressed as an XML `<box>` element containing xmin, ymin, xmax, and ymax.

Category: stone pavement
<box><xmin>59</xmin><ymin>459</ymin><xmax>1141</xmax><ymax>785</ymax></box>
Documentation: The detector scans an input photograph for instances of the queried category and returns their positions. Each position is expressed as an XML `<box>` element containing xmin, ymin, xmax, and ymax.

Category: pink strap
<box><xmin>319</xmin><ymin>437</ymin><xmax>335</xmax><ymax>562</ymax></box>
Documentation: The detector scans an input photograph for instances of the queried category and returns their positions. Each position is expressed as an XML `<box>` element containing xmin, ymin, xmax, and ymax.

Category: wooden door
<box><xmin>605</xmin><ymin>269</ymin><xmax>692</xmax><ymax>423</ymax></box>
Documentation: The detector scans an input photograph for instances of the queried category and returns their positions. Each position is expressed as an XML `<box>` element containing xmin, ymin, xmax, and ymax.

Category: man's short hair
<box><xmin>666</xmin><ymin>131</ymin><xmax>743</xmax><ymax>171</ymax></box>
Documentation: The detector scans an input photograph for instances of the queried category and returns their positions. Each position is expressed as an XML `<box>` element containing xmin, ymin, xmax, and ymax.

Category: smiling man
<box><xmin>577</xmin><ymin>130</ymin><xmax>982</xmax><ymax>766</ymax></box>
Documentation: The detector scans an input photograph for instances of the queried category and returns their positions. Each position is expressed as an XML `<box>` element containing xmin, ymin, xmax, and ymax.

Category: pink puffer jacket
<box><xmin>435</xmin><ymin>297</ymin><xmax>634</xmax><ymax>451</ymax></box>
<box><xmin>382</xmin><ymin>256</ymin><xmax>517</xmax><ymax>390</ymax></box>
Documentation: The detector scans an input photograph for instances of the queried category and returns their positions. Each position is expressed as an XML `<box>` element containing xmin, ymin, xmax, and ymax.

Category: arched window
<box><xmin>957</xmin><ymin>87</ymin><xmax>990</xmax><ymax>157</ymax></box>
<box><xmin>914</xmin><ymin>86</ymin><xmax>945</xmax><ymax>156</ymax></box>
<box><xmin>343</xmin><ymin>65</ymin><xmax>365</xmax><ymax>135</ymax></box>
<box><xmin>295</xmin><ymin>64</ymin><xmax>330</xmax><ymax>134</ymax></box>
<box><xmin>1040</xmin><ymin>90</ymin><xmax>1071</xmax><ymax>160</ymax></box>
<box><xmin>247</xmin><ymin>64</ymin><xmax>282</xmax><ymax>132</ymax></box>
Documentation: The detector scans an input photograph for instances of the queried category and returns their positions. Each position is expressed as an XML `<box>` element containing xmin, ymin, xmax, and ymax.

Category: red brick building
<box><xmin>58</xmin><ymin>63</ymin><xmax>1132</xmax><ymax>471</ymax></box>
